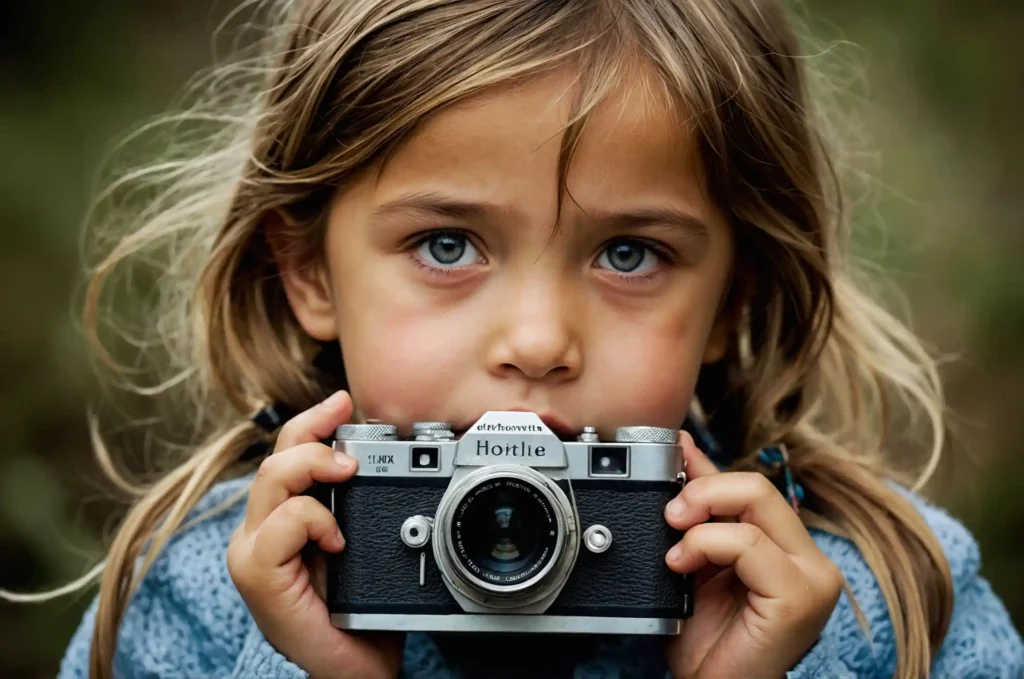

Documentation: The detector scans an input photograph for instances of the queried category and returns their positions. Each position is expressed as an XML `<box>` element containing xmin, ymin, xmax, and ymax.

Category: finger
<box><xmin>679</xmin><ymin>430</ymin><xmax>720</xmax><ymax>479</ymax></box>
<box><xmin>251</xmin><ymin>496</ymin><xmax>344</xmax><ymax>569</ymax></box>
<box><xmin>246</xmin><ymin>442</ymin><xmax>356</xmax><ymax>530</ymax></box>
<box><xmin>273</xmin><ymin>390</ymin><xmax>353</xmax><ymax>453</ymax></box>
<box><xmin>665</xmin><ymin>472</ymin><xmax>815</xmax><ymax>555</ymax></box>
<box><xmin>665</xmin><ymin>522</ymin><xmax>801</xmax><ymax>599</ymax></box>
<box><xmin>694</xmin><ymin>563</ymin><xmax>734</xmax><ymax>591</ymax></box>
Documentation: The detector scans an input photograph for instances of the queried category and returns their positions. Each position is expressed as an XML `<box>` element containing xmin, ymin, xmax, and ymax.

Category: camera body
<box><xmin>318</xmin><ymin>411</ymin><xmax>692</xmax><ymax>635</ymax></box>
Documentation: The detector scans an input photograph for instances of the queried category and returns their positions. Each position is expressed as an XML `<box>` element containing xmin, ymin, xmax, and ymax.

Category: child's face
<box><xmin>280</xmin><ymin>68</ymin><xmax>734</xmax><ymax>439</ymax></box>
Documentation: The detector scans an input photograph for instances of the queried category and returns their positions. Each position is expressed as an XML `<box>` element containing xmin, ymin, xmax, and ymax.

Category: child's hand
<box><xmin>227</xmin><ymin>391</ymin><xmax>404</xmax><ymax>679</ymax></box>
<box><xmin>663</xmin><ymin>434</ymin><xmax>843</xmax><ymax>679</ymax></box>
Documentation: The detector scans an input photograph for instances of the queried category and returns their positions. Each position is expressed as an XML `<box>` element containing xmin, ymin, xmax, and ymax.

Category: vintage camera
<box><xmin>317</xmin><ymin>411</ymin><xmax>692</xmax><ymax>635</ymax></box>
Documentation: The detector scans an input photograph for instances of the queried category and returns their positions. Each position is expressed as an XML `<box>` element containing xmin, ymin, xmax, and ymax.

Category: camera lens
<box><xmin>451</xmin><ymin>478</ymin><xmax>559</xmax><ymax>588</ymax></box>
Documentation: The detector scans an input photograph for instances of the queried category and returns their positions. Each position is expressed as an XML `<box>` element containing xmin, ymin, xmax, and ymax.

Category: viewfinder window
<box><xmin>589</xmin><ymin>446</ymin><xmax>630</xmax><ymax>477</ymax></box>
<box><xmin>410</xmin><ymin>446</ymin><xmax>441</xmax><ymax>471</ymax></box>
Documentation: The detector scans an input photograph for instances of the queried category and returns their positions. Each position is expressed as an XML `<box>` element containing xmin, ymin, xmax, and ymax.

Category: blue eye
<box><xmin>596</xmin><ymin>239</ymin><xmax>658</xmax><ymax>274</ymax></box>
<box><xmin>415</xmin><ymin>232</ymin><xmax>479</xmax><ymax>268</ymax></box>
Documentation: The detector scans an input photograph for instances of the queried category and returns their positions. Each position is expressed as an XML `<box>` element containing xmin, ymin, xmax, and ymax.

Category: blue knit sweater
<box><xmin>58</xmin><ymin>476</ymin><xmax>1023</xmax><ymax>678</ymax></box>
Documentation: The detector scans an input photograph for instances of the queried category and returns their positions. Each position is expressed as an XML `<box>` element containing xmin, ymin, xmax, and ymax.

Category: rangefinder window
<box><xmin>589</xmin><ymin>446</ymin><xmax>630</xmax><ymax>477</ymax></box>
<box><xmin>410</xmin><ymin>446</ymin><xmax>441</xmax><ymax>471</ymax></box>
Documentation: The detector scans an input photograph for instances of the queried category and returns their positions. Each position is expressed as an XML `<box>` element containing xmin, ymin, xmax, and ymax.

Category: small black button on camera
<box><xmin>410</xmin><ymin>446</ymin><xmax>441</xmax><ymax>471</ymax></box>
<box><xmin>589</xmin><ymin>446</ymin><xmax>630</xmax><ymax>477</ymax></box>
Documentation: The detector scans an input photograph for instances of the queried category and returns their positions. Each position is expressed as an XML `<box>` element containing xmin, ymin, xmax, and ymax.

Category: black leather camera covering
<box><xmin>323</xmin><ymin>477</ymin><xmax>692</xmax><ymax>619</ymax></box>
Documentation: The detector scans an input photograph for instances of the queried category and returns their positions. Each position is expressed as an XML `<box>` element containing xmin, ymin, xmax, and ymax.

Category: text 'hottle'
<box><xmin>475</xmin><ymin>440</ymin><xmax>546</xmax><ymax>457</ymax></box>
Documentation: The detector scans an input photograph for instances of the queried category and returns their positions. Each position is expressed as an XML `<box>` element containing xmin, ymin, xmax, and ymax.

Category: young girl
<box><xmin>18</xmin><ymin>0</ymin><xmax>1024</xmax><ymax>677</ymax></box>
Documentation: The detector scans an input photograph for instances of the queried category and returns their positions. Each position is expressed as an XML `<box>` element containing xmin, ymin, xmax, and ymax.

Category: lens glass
<box><xmin>451</xmin><ymin>477</ymin><xmax>560</xmax><ymax>587</ymax></box>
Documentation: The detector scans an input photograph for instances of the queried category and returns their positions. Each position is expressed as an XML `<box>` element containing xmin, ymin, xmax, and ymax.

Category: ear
<box><xmin>702</xmin><ymin>278</ymin><xmax>744</xmax><ymax>364</ymax></box>
<box><xmin>265</xmin><ymin>210</ymin><xmax>339</xmax><ymax>341</ymax></box>
<box><xmin>702</xmin><ymin>313</ymin><xmax>731</xmax><ymax>364</ymax></box>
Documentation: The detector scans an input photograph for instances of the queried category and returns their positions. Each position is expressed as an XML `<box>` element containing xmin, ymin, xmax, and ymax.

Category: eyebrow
<box><xmin>577</xmin><ymin>205</ymin><xmax>711</xmax><ymax>242</ymax></box>
<box><xmin>371</xmin><ymin>191</ymin><xmax>711</xmax><ymax>241</ymax></box>
<box><xmin>371</xmin><ymin>192</ymin><xmax>522</xmax><ymax>223</ymax></box>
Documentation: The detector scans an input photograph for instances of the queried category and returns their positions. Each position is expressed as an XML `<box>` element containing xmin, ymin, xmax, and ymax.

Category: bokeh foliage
<box><xmin>1</xmin><ymin>1</ymin><xmax>1021</xmax><ymax>676</ymax></box>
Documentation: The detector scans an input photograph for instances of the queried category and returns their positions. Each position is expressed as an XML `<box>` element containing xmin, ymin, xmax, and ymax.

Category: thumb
<box><xmin>273</xmin><ymin>390</ymin><xmax>354</xmax><ymax>453</ymax></box>
<box><xmin>679</xmin><ymin>430</ymin><xmax>720</xmax><ymax>479</ymax></box>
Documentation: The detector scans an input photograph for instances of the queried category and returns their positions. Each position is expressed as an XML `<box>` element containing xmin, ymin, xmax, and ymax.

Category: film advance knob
<box><xmin>583</xmin><ymin>525</ymin><xmax>613</xmax><ymax>553</ymax></box>
<box><xmin>412</xmin><ymin>421</ymin><xmax>455</xmax><ymax>441</ymax></box>
<box><xmin>412</xmin><ymin>421</ymin><xmax>451</xmax><ymax>433</ymax></box>
<box><xmin>335</xmin><ymin>422</ymin><xmax>399</xmax><ymax>441</ymax></box>
<box><xmin>614</xmin><ymin>426</ymin><xmax>678</xmax><ymax>444</ymax></box>
<box><xmin>401</xmin><ymin>515</ymin><xmax>434</xmax><ymax>549</ymax></box>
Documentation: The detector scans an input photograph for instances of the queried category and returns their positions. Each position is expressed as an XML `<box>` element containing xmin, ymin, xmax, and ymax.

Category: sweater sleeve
<box><xmin>784</xmin><ymin>633</ymin><xmax>857</xmax><ymax>679</ymax></box>
<box><xmin>231</xmin><ymin>622</ymin><xmax>309</xmax><ymax>679</ymax></box>
<box><xmin>57</xmin><ymin>590</ymin><xmax>309</xmax><ymax>679</ymax></box>
<box><xmin>56</xmin><ymin>477</ymin><xmax>310</xmax><ymax>679</ymax></box>
<box><xmin>918</xmin><ymin>500</ymin><xmax>1024</xmax><ymax>678</ymax></box>
<box><xmin>782</xmin><ymin>490</ymin><xmax>1023</xmax><ymax>679</ymax></box>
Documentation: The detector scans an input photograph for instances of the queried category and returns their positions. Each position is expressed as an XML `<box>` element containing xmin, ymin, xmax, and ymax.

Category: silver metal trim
<box><xmin>334</xmin><ymin>435</ymin><xmax>679</xmax><ymax>481</ymax></box>
<box><xmin>566</xmin><ymin>442</ymin><xmax>677</xmax><ymax>481</ymax></box>
<box><xmin>413</xmin><ymin>422</ymin><xmax>455</xmax><ymax>442</ymax></box>
<box><xmin>412</xmin><ymin>421</ymin><xmax>452</xmax><ymax>432</ymax></box>
<box><xmin>336</xmin><ymin>423</ymin><xmax>399</xmax><ymax>441</ymax></box>
<box><xmin>615</xmin><ymin>426</ymin><xmax>678</xmax><ymax>444</ymax></box>
<box><xmin>583</xmin><ymin>524</ymin><xmax>612</xmax><ymax>553</ymax></box>
<box><xmin>330</xmin><ymin>613</ymin><xmax>681</xmax><ymax>635</ymax></box>
<box><xmin>401</xmin><ymin>515</ymin><xmax>433</xmax><ymax>549</ymax></box>
<box><xmin>432</xmin><ymin>465</ymin><xmax>580</xmax><ymax>609</ymax></box>
<box><xmin>409</xmin><ymin>445</ymin><xmax>442</xmax><ymax>472</ymax></box>
<box><xmin>587</xmin><ymin>445</ymin><xmax>630</xmax><ymax>478</ymax></box>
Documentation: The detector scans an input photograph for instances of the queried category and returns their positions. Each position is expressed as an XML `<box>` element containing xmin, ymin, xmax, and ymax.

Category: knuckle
<box><xmin>820</xmin><ymin>559</ymin><xmax>845</xmax><ymax>598</ymax></box>
<box><xmin>277</xmin><ymin>414</ymin><xmax>306</xmax><ymax>442</ymax></box>
<box><xmin>684</xmin><ymin>521</ymin><xmax>713</xmax><ymax>543</ymax></box>
<box><xmin>279</xmin><ymin>494</ymin><xmax>323</xmax><ymax>522</ymax></box>
<box><xmin>277</xmin><ymin>496</ymin><xmax>307</xmax><ymax>522</ymax></box>
<box><xmin>296</xmin><ymin>441</ymin><xmax>334</xmax><ymax>465</ymax></box>
<box><xmin>680</xmin><ymin>476</ymin><xmax>707</xmax><ymax>503</ymax></box>
<box><xmin>744</xmin><ymin>472</ymin><xmax>776</xmax><ymax>499</ymax></box>
<box><xmin>255</xmin><ymin>452</ymin><xmax>284</xmax><ymax>481</ymax></box>
<box><xmin>737</xmin><ymin>522</ymin><xmax>765</xmax><ymax>549</ymax></box>
<box><xmin>226</xmin><ymin>531</ymin><xmax>250</xmax><ymax>583</ymax></box>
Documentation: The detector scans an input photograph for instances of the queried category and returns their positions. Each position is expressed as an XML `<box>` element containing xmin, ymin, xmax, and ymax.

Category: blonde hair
<box><xmin>6</xmin><ymin>1</ymin><xmax>954</xmax><ymax>677</ymax></box>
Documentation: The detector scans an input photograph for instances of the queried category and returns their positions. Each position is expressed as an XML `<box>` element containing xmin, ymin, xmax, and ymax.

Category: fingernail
<box><xmin>334</xmin><ymin>451</ymin><xmax>355</xmax><ymax>469</ymax></box>
<box><xmin>336</xmin><ymin>528</ymin><xmax>345</xmax><ymax>549</ymax></box>
<box><xmin>667</xmin><ymin>498</ymin><xmax>687</xmax><ymax>521</ymax></box>
<box><xmin>667</xmin><ymin>544</ymin><xmax>683</xmax><ymax>564</ymax></box>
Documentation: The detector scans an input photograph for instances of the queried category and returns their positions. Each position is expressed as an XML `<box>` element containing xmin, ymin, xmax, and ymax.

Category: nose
<box><xmin>486</xmin><ymin>276</ymin><xmax>582</xmax><ymax>382</ymax></box>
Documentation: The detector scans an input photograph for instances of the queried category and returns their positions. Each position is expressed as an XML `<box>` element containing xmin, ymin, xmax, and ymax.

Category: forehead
<box><xmin>371</xmin><ymin>64</ymin><xmax>713</xmax><ymax>224</ymax></box>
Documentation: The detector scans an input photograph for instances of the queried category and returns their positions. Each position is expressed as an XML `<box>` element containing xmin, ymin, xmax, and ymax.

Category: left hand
<box><xmin>663</xmin><ymin>433</ymin><xmax>844</xmax><ymax>679</ymax></box>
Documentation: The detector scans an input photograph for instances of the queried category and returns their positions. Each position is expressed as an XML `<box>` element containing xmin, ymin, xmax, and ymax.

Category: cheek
<box><xmin>593</xmin><ymin>326</ymin><xmax>702</xmax><ymax>427</ymax></box>
<box><xmin>338</xmin><ymin>299</ymin><xmax>474</xmax><ymax>423</ymax></box>
<box><xmin>587</xmin><ymin>284</ymin><xmax>723</xmax><ymax>429</ymax></box>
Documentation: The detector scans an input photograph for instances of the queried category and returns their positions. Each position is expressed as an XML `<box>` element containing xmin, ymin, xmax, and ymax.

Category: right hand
<box><xmin>227</xmin><ymin>390</ymin><xmax>405</xmax><ymax>679</ymax></box>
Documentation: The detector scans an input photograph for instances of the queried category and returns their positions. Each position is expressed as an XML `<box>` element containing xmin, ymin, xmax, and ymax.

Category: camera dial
<box><xmin>401</xmin><ymin>515</ymin><xmax>434</xmax><ymax>549</ymax></box>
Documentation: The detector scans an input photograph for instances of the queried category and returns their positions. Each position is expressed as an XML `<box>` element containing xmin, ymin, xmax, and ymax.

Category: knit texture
<box><xmin>58</xmin><ymin>476</ymin><xmax>1024</xmax><ymax>678</ymax></box>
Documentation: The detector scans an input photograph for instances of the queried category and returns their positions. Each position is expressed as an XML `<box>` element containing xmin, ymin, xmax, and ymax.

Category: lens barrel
<box><xmin>433</xmin><ymin>465</ymin><xmax>579</xmax><ymax>608</ymax></box>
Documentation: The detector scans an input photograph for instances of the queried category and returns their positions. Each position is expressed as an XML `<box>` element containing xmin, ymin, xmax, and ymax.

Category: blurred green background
<box><xmin>0</xmin><ymin>1</ymin><xmax>1021</xmax><ymax>676</ymax></box>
